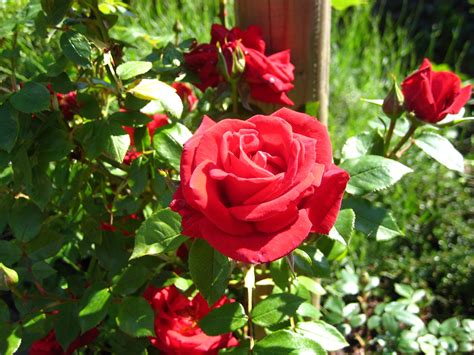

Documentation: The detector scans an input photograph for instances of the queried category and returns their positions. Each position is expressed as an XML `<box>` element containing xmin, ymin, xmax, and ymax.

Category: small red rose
<box><xmin>143</xmin><ymin>285</ymin><xmax>238</xmax><ymax>354</ymax></box>
<box><xmin>401</xmin><ymin>58</ymin><xmax>472</xmax><ymax>124</ymax></box>
<box><xmin>170</xmin><ymin>108</ymin><xmax>349</xmax><ymax>263</ymax></box>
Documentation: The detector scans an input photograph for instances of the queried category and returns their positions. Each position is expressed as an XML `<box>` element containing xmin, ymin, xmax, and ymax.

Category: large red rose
<box><xmin>170</xmin><ymin>108</ymin><xmax>349</xmax><ymax>263</ymax></box>
<box><xmin>29</xmin><ymin>328</ymin><xmax>99</xmax><ymax>355</ymax></box>
<box><xmin>143</xmin><ymin>285</ymin><xmax>238</xmax><ymax>354</ymax></box>
<box><xmin>184</xmin><ymin>24</ymin><xmax>295</xmax><ymax>106</ymax></box>
<box><xmin>401</xmin><ymin>58</ymin><xmax>472</xmax><ymax>124</ymax></box>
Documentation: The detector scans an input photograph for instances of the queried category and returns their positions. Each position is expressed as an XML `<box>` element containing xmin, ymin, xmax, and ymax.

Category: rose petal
<box><xmin>272</xmin><ymin>108</ymin><xmax>333</xmax><ymax>165</ymax></box>
<box><xmin>201</xmin><ymin>209</ymin><xmax>313</xmax><ymax>263</ymax></box>
<box><xmin>304</xmin><ymin>165</ymin><xmax>350</xmax><ymax>234</ymax></box>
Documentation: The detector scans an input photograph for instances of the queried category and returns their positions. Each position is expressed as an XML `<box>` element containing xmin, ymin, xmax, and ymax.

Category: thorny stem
<box><xmin>244</xmin><ymin>264</ymin><xmax>255</xmax><ymax>352</ymax></box>
<box><xmin>384</xmin><ymin>118</ymin><xmax>397</xmax><ymax>156</ymax></box>
<box><xmin>388</xmin><ymin>122</ymin><xmax>418</xmax><ymax>159</ymax></box>
<box><xmin>231</xmin><ymin>80</ymin><xmax>239</xmax><ymax>114</ymax></box>
<box><xmin>11</xmin><ymin>31</ymin><xmax>18</xmax><ymax>91</ymax></box>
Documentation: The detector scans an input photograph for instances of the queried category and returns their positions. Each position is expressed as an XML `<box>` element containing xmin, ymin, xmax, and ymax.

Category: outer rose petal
<box><xmin>272</xmin><ymin>108</ymin><xmax>333</xmax><ymax>165</ymax></box>
<box><xmin>201</xmin><ymin>209</ymin><xmax>313</xmax><ymax>263</ymax></box>
<box><xmin>439</xmin><ymin>84</ymin><xmax>472</xmax><ymax>119</ymax></box>
<box><xmin>305</xmin><ymin>165</ymin><xmax>350</xmax><ymax>234</ymax></box>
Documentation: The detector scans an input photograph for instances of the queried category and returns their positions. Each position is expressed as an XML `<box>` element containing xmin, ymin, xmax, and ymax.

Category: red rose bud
<box><xmin>383</xmin><ymin>79</ymin><xmax>405</xmax><ymax>119</ymax></box>
<box><xmin>170</xmin><ymin>108</ymin><xmax>349</xmax><ymax>263</ymax></box>
<box><xmin>0</xmin><ymin>263</ymin><xmax>18</xmax><ymax>291</ymax></box>
<box><xmin>143</xmin><ymin>285</ymin><xmax>238</xmax><ymax>353</ymax></box>
<box><xmin>401</xmin><ymin>58</ymin><xmax>472</xmax><ymax>124</ymax></box>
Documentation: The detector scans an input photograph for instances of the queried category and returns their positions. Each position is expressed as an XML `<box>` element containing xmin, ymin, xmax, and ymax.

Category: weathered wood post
<box><xmin>235</xmin><ymin>0</ymin><xmax>331</xmax><ymax>125</ymax></box>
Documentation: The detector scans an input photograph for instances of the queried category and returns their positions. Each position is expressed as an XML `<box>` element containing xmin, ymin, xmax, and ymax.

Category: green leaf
<box><xmin>394</xmin><ymin>311</ymin><xmax>424</xmax><ymax>329</ymax></box>
<box><xmin>269</xmin><ymin>258</ymin><xmax>291</xmax><ymax>290</ymax></box>
<box><xmin>113</xmin><ymin>264</ymin><xmax>150</xmax><ymax>296</ymax></box>
<box><xmin>117</xmin><ymin>61</ymin><xmax>153</xmax><ymax>80</ymax></box>
<box><xmin>116</xmin><ymin>297</ymin><xmax>155</xmax><ymax>337</ymax></box>
<box><xmin>78</xmin><ymin>287</ymin><xmax>111</xmax><ymax>332</ymax></box>
<box><xmin>394</xmin><ymin>284</ymin><xmax>414</xmax><ymax>298</ymax></box>
<box><xmin>296</xmin><ymin>302</ymin><xmax>321</xmax><ymax>320</ymax></box>
<box><xmin>32</xmin><ymin>261</ymin><xmax>56</xmax><ymax>280</ymax></box>
<box><xmin>439</xmin><ymin>317</ymin><xmax>459</xmax><ymax>336</ymax></box>
<box><xmin>25</xmin><ymin>228</ymin><xmax>64</xmax><ymax>261</ymax></box>
<box><xmin>329</xmin><ymin>209</ymin><xmax>355</xmax><ymax>246</ymax></box>
<box><xmin>110</xmin><ymin>111</ymin><xmax>152</xmax><ymax>127</ymax></box>
<box><xmin>9</xmin><ymin>200</ymin><xmax>44</xmax><ymax>242</ymax></box>
<box><xmin>9</xmin><ymin>82</ymin><xmax>50</xmax><ymax>113</ymax></box>
<box><xmin>199</xmin><ymin>302</ymin><xmax>248</xmax><ymax>336</ymax></box>
<box><xmin>343</xmin><ymin>197</ymin><xmax>402</xmax><ymax>241</ymax></box>
<box><xmin>254</xmin><ymin>329</ymin><xmax>325</xmax><ymax>354</ymax></box>
<box><xmin>0</xmin><ymin>104</ymin><xmax>19</xmax><ymax>152</ymax></box>
<box><xmin>296</xmin><ymin>276</ymin><xmax>326</xmax><ymax>295</ymax></box>
<box><xmin>251</xmin><ymin>293</ymin><xmax>305</xmax><ymax>327</ymax></box>
<box><xmin>60</xmin><ymin>31</ymin><xmax>91</xmax><ymax>67</ymax></box>
<box><xmin>55</xmin><ymin>302</ymin><xmax>80</xmax><ymax>351</ymax></box>
<box><xmin>77</xmin><ymin>121</ymin><xmax>130</xmax><ymax>162</ymax></box>
<box><xmin>341</xmin><ymin>131</ymin><xmax>383</xmax><ymax>160</ymax></box>
<box><xmin>0</xmin><ymin>241</ymin><xmax>22</xmax><ymax>266</ymax></box>
<box><xmin>41</xmin><ymin>0</ymin><xmax>73</xmax><ymax>25</ymax></box>
<box><xmin>130</xmin><ymin>208</ymin><xmax>186</xmax><ymax>259</ymax></box>
<box><xmin>340</xmin><ymin>155</ymin><xmax>412</xmax><ymax>195</ymax></box>
<box><xmin>414</xmin><ymin>132</ymin><xmax>464</xmax><ymax>173</ymax></box>
<box><xmin>296</xmin><ymin>321</ymin><xmax>348</xmax><ymax>351</ymax></box>
<box><xmin>0</xmin><ymin>299</ymin><xmax>9</xmax><ymax>322</ymax></box>
<box><xmin>129</xmin><ymin>79</ymin><xmax>183</xmax><ymax>118</ymax></box>
<box><xmin>153</xmin><ymin>122</ymin><xmax>192</xmax><ymax>171</ymax></box>
<box><xmin>189</xmin><ymin>239</ymin><xmax>230</xmax><ymax>305</ymax></box>
<box><xmin>0</xmin><ymin>323</ymin><xmax>21</xmax><ymax>355</ymax></box>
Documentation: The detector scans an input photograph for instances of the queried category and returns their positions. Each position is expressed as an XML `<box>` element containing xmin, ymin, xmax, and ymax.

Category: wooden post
<box><xmin>235</xmin><ymin>0</ymin><xmax>331</xmax><ymax>124</ymax></box>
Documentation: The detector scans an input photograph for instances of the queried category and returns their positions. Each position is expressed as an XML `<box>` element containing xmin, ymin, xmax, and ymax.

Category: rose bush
<box><xmin>143</xmin><ymin>285</ymin><xmax>238</xmax><ymax>354</ymax></box>
<box><xmin>171</xmin><ymin>108</ymin><xmax>349</xmax><ymax>263</ymax></box>
<box><xmin>401</xmin><ymin>58</ymin><xmax>472</xmax><ymax>123</ymax></box>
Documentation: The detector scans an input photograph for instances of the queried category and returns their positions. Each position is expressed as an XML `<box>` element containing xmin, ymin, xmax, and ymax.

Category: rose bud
<box><xmin>0</xmin><ymin>263</ymin><xmax>19</xmax><ymax>291</ymax></box>
<box><xmin>383</xmin><ymin>79</ymin><xmax>405</xmax><ymax>119</ymax></box>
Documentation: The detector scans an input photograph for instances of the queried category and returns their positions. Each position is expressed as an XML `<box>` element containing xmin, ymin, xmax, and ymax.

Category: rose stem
<box><xmin>388</xmin><ymin>122</ymin><xmax>418</xmax><ymax>159</ymax></box>
<box><xmin>231</xmin><ymin>80</ymin><xmax>239</xmax><ymax>114</ymax></box>
<box><xmin>383</xmin><ymin>118</ymin><xmax>397</xmax><ymax>156</ymax></box>
<box><xmin>244</xmin><ymin>264</ymin><xmax>255</xmax><ymax>351</ymax></box>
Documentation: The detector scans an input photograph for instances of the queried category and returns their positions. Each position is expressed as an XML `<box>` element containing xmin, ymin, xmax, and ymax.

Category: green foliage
<box><xmin>189</xmin><ymin>239</ymin><xmax>230</xmax><ymax>305</ymax></box>
<box><xmin>199</xmin><ymin>302</ymin><xmax>248</xmax><ymax>336</ymax></box>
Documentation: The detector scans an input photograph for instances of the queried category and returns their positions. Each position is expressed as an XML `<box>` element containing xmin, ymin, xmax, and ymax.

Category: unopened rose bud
<box><xmin>0</xmin><ymin>263</ymin><xmax>19</xmax><ymax>291</ymax></box>
<box><xmin>383</xmin><ymin>79</ymin><xmax>405</xmax><ymax>119</ymax></box>
<box><xmin>231</xmin><ymin>45</ymin><xmax>246</xmax><ymax>77</ymax></box>
<box><xmin>173</xmin><ymin>20</ymin><xmax>183</xmax><ymax>34</ymax></box>
<box><xmin>216</xmin><ymin>42</ymin><xmax>231</xmax><ymax>82</ymax></box>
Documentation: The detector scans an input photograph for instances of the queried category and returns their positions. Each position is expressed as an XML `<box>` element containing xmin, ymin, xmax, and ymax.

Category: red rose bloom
<box><xmin>170</xmin><ymin>108</ymin><xmax>349</xmax><ymax>263</ymax></box>
<box><xmin>143</xmin><ymin>285</ymin><xmax>238</xmax><ymax>354</ymax></box>
<box><xmin>401</xmin><ymin>58</ymin><xmax>472</xmax><ymax>123</ymax></box>
<box><xmin>29</xmin><ymin>328</ymin><xmax>99</xmax><ymax>355</ymax></box>
<box><xmin>184</xmin><ymin>24</ymin><xmax>295</xmax><ymax>106</ymax></box>
<box><xmin>172</xmin><ymin>82</ymin><xmax>198</xmax><ymax>110</ymax></box>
